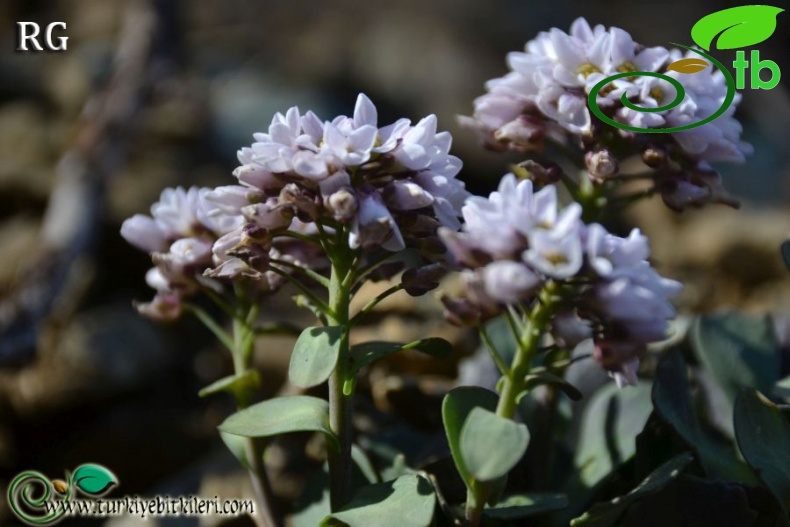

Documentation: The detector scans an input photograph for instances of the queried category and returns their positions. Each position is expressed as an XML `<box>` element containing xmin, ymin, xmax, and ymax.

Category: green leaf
<box><xmin>220</xmin><ymin>431</ymin><xmax>250</xmax><ymax>468</ymax></box>
<box><xmin>482</xmin><ymin>493</ymin><xmax>569</xmax><ymax>520</ymax></box>
<box><xmin>198</xmin><ymin>370</ymin><xmax>261</xmax><ymax>400</ymax></box>
<box><xmin>575</xmin><ymin>382</ymin><xmax>653</xmax><ymax>487</ymax></box>
<box><xmin>652</xmin><ymin>350</ymin><xmax>701</xmax><ymax>445</ymax></box>
<box><xmin>460</xmin><ymin>407</ymin><xmax>529</xmax><ymax>482</ymax></box>
<box><xmin>72</xmin><ymin>464</ymin><xmax>117</xmax><ymax>496</ymax></box>
<box><xmin>734</xmin><ymin>389</ymin><xmax>790</xmax><ymax>508</ymax></box>
<box><xmin>321</xmin><ymin>475</ymin><xmax>435</xmax><ymax>527</ymax></box>
<box><xmin>289</xmin><ymin>326</ymin><xmax>344</xmax><ymax>388</ymax></box>
<box><xmin>571</xmin><ymin>453</ymin><xmax>693</xmax><ymax>527</ymax></box>
<box><xmin>691</xmin><ymin>313</ymin><xmax>780</xmax><ymax>405</ymax></box>
<box><xmin>691</xmin><ymin>5</ymin><xmax>784</xmax><ymax>51</ymax></box>
<box><xmin>219</xmin><ymin>395</ymin><xmax>338</xmax><ymax>451</ymax></box>
<box><xmin>349</xmin><ymin>338</ymin><xmax>452</xmax><ymax>374</ymax></box>
<box><xmin>653</xmin><ymin>349</ymin><xmax>753</xmax><ymax>482</ymax></box>
<box><xmin>442</xmin><ymin>386</ymin><xmax>499</xmax><ymax>486</ymax></box>
<box><xmin>524</xmin><ymin>371</ymin><xmax>583</xmax><ymax>401</ymax></box>
<box><xmin>351</xmin><ymin>445</ymin><xmax>379</xmax><ymax>484</ymax></box>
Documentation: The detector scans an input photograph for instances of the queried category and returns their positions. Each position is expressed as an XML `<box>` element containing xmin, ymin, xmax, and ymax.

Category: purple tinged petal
<box><xmin>121</xmin><ymin>215</ymin><xmax>168</xmax><ymax>253</ymax></box>
<box><xmin>353</xmin><ymin>93</ymin><xmax>378</xmax><ymax>128</ymax></box>
<box><xmin>482</xmin><ymin>260</ymin><xmax>540</xmax><ymax>304</ymax></box>
<box><xmin>385</xmin><ymin>180</ymin><xmax>435</xmax><ymax>210</ymax></box>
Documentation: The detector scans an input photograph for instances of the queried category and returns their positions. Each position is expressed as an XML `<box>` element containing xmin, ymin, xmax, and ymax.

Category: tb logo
<box><xmin>16</xmin><ymin>22</ymin><xmax>68</xmax><ymax>52</ymax></box>
<box><xmin>589</xmin><ymin>5</ymin><xmax>784</xmax><ymax>133</ymax></box>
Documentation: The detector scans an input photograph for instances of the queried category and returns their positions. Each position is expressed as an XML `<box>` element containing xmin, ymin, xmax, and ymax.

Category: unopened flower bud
<box><xmin>441</xmin><ymin>295</ymin><xmax>481</xmax><ymax>327</ymax></box>
<box><xmin>585</xmin><ymin>149</ymin><xmax>618</xmax><ymax>182</ymax></box>
<box><xmin>402</xmin><ymin>263</ymin><xmax>446</xmax><ymax>296</ymax></box>
<box><xmin>513</xmin><ymin>159</ymin><xmax>562</xmax><ymax>187</ymax></box>
<box><xmin>642</xmin><ymin>147</ymin><xmax>667</xmax><ymax>168</ymax></box>
<box><xmin>494</xmin><ymin>116</ymin><xmax>545</xmax><ymax>152</ymax></box>
<box><xmin>327</xmin><ymin>188</ymin><xmax>358</xmax><ymax>221</ymax></box>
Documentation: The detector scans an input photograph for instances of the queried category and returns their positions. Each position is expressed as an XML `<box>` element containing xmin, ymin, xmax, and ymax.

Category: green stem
<box><xmin>269</xmin><ymin>257</ymin><xmax>330</xmax><ymax>288</ymax></box>
<box><xmin>267</xmin><ymin>267</ymin><xmax>332</xmax><ymax>317</ymax></box>
<box><xmin>496</xmin><ymin>284</ymin><xmax>558</xmax><ymax>419</ymax></box>
<box><xmin>184</xmin><ymin>303</ymin><xmax>235</xmax><ymax>353</ymax></box>
<box><xmin>233</xmin><ymin>305</ymin><xmax>281</xmax><ymax>527</ymax></box>
<box><xmin>479</xmin><ymin>325</ymin><xmax>509</xmax><ymax>376</ymax></box>
<box><xmin>465</xmin><ymin>283</ymin><xmax>560</xmax><ymax>525</ymax></box>
<box><xmin>349</xmin><ymin>284</ymin><xmax>404</xmax><ymax>326</ymax></box>
<box><xmin>327</xmin><ymin>253</ymin><xmax>355</xmax><ymax>511</ymax></box>
<box><xmin>578</xmin><ymin>178</ymin><xmax>608</xmax><ymax>223</ymax></box>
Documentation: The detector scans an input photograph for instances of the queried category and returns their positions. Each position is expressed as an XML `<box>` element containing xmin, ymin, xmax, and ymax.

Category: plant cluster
<box><xmin>122</xmin><ymin>17</ymin><xmax>790</xmax><ymax>527</ymax></box>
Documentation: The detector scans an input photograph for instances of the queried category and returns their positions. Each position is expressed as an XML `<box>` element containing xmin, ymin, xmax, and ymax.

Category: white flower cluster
<box><xmin>228</xmin><ymin>93</ymin><xmax>468</xmax><ymax>250</ymax></box>
<box><xmin>460</xmin><ymin>18</ymin><xmax>752</xmax><ymax>164</ymax></box>
<box><xmin>440</xmin><ymin>174</ymin><xmax>681</xmax><ymax>386</ymax></box>
<box><xmin>122</xmin><ymin>95</ymin><xmax>469</xmax><ymax>318</ymax></box>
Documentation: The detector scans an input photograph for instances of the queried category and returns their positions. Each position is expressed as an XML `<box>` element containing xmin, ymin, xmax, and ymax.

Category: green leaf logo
<box><xmin>691</xmin><ymin>5</ymin><xmax>784</xmax><ymax>51</ymax></box>
<box><xmin>72</xmin><ymin>464</ymin><xmax>117</xmax><ymax>496</ymax></box>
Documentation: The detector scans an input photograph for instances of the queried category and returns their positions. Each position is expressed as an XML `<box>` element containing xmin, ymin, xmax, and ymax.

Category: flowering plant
<box><xmin>122</xmin><ymin>18</ymin><xmax>790</xmax><ymax>527</ymax></box>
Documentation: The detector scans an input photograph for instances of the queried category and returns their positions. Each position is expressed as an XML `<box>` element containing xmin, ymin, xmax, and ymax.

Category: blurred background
<box><xmin>0</xmin><ymin>0</ymin><xmax>789</xmax><ymax>525</ymax></box>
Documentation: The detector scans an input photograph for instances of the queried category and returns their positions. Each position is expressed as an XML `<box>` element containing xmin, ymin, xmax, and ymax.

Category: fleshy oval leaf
<box><xmin>289</xmin><ymin>326</ymin><xmax>343</xmax><ymax>388</ymax></box>
<box><xmin>734</xmin><ymin>389</ymin><xmax>790</xmax><ymax>508</ymax></box>
<box><xmin>441</xmin><ymin>386</ymin><xmax>500</xmax><ymax>486</ymax></box>
<box><xmin>666</xmin><ymin>58</ymin><xmax>710</xmax><ymax>74</ymax></box>
<box><xmin>321</xmin><ymin>475</ymin><xmax>435</xmax><ymax>527</ymax></box>
<box><xmin>72</xmin><ymin>464</ymin><xmax>117</xmax><ymax>496</ymax></box>
<box><xmin>691</xmin><ymin>5</ymin><xmax>784</xmax><ymax>51</ymax></box>
<box><xmin>219</xmin><ymin>395</ymin><xmax>338</xmax><ymax>451</ymax></box>
<box><xmin>459</xmin><ymin>407</ymin><xmax>529</xmax><ymax>482</ymax></box>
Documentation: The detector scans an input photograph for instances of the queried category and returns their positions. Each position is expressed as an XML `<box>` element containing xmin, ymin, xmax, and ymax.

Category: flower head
<box><xmin>441</xmin><ymin>173</ymin><xmax>681</xmax><ymax>386</ymax></box>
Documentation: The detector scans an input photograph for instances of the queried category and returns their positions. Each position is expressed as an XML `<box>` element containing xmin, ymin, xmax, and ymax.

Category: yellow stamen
<box><xmin>546</xmin><ymin>252</ymin><xmax>569</xmax><ymax>266</ymax></box>
<box><xmin>578</xmin><ymin>63</ymin><xmax>601</xmax><ymax>79</ymax></box>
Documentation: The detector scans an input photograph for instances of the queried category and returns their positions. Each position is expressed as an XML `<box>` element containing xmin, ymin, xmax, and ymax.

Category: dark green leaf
<box><xmin>734</xmin><ymin>389</ymin><xmax>790</xmax><ymax>508</ymax></box>
<box><xmin>483</xmin><ymin>493</ymin><xmax>569</xmax><ymax>520</ymax></box>
<box><xmin>571</xmin><ymin>453</ymin><xmax>693</xmax><ymax>527</ymax></box>
<box><xmin>653</xmin><ymin>349</ymin><xmax>700</xmax><ymax>445</ymax></box>
<box><xmin>350</xmin><ymin>338</ymin><xmax>452</xmax><ymax>374</ymax></box>
<box><xmin>575</xmin><ymin>382</ymin><xmax>653</xmax><ymax>487</ymax></box>
<box><xmin>691</xmin><ymin>5</ymin><xmax>784</xmax><ymax>51</ymax></box>
<box><xmin>219</xmin><ymin>395</ymin><xmax>338</xmax><ymax>451</ymax></box>
<box><xmin>72</xmin><ymin>464</ymin><xmax>117</xmax><ymax>496</ymax></box>
<box><xmin>524</xmin><ymin>371</ymin><xmax>583</xmax><ymax>401</ymax></box>
<box><xmin>442</xmin><ymin>386</ymin><xmax>499</xmax><ymax>486</ymax></box>
<box><xmin>321</xmin><ymin>475</ymin><xmax>435</xmax><ymax>527</ymax></box>
<box><xmin>289</xmin><ymin>326</ymin><xmax>344</xmax><ymax>388</ymax></box>
<box><xmin>691</xmin><ymin>313</ymin><xmax>780</xmax><ymax>405</ymax></box>
<box><xmin>198</xmin><ymin>370</ymin><xmax>261</xmax><ymax>400</ymax></box>
<box><xmin>460</xmin><ymin>407</ymin><xmax>529</xmax><ymax>482</ymax></box>
<box><xmin>653</xmin><ymin>348</ymin><xmax>751</xmax><ymax>481</ymax></box>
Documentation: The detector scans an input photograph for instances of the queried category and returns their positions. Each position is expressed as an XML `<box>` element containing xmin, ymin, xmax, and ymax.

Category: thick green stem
<box><xmin>327</xmin><ymin>256</ymin><xmax>354</xmax><ymax>511</ymax></box>
<box><xmin>465</xmin><ymin>283</ymin><xmax>559</xmax><ymax>525</ymax></box>
<box><xmin>495</xmin><ymin>284</ymin><xmax>558</xmax><ymax>419</ymax></box>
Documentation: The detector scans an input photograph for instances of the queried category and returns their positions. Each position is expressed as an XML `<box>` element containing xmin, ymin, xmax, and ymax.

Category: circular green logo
<box><xmin>587</xmin><ymin>44</ymin><xmax>736</xmax><ymax>133</ymax></box>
